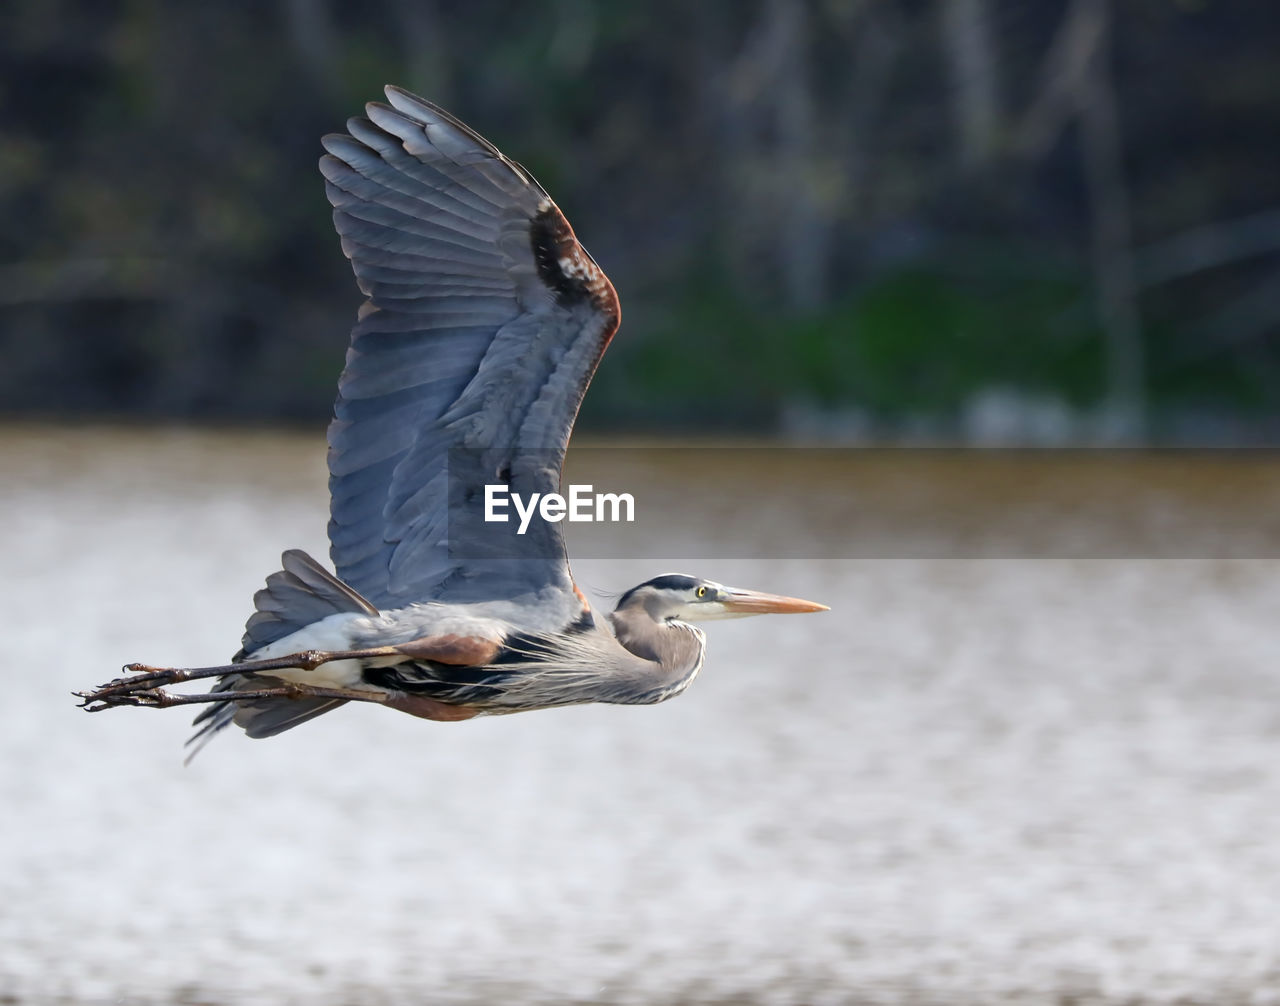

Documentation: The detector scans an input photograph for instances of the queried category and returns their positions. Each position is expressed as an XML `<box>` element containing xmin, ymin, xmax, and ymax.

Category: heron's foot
<box><xmin>75</xmin><ymin>682</ymin><xmax>177</xmax><ymax>712</ymax></box>
<box><xmin>74</xmin><ymin>661</ymin><xmax>203</xmax><ymax>710</ymax></box>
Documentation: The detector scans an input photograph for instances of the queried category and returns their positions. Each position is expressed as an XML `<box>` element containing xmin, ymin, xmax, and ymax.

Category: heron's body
<box><xmin>78</xmin><ymin>87</ymin><xmax>826</xmax><ymax>750</ymax></box>
<box><xmin>212</xmin><ymin>561</ymin><xmax>706</xmax><ymax>723</ymax></box>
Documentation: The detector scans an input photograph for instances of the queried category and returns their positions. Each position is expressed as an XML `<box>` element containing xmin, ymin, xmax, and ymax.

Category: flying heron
<box><xmin>77</xmin><ymin>87</ymin><xmax>828</xmax><ymax>756</ymax></box>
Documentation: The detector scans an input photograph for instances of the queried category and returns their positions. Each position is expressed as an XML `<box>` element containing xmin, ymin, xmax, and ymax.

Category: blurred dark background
<box><xmin>3</xmin><ymin>0</ymin><xmax>1278</xmax><ymax>442</ymax></box>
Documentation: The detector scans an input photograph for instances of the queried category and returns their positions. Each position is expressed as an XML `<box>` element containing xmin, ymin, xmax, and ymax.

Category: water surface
<box><xmin>3</xmin><ymin>428</ymin><xmax>1280</xmax><ymax>1004</ymax></box>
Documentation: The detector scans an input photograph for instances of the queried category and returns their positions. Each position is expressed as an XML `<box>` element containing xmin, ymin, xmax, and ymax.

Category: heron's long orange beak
<box><xmin>720</xmin><ymin>588</ymin><xmax>829</xmax><ymax>614</ymax></box>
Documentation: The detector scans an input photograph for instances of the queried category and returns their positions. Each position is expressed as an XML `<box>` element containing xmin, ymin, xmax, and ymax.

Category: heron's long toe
<box><xmin>118</xmin><ymin>663</ymin><xmax>188</xmax><ymax>685</ymax></box>
<box><xmin>75</xmin><ymin>685</ymin><xmax>166</xmax><ymax>712</ymax></box>
<box><xmin>74</xmin><ymin>661</ymin><xmax>196</xmax><ymax>712</ymax></box>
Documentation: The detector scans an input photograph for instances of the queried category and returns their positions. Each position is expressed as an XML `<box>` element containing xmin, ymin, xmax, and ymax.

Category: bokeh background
<box><xmin>6</xmin><ymin>4</ymin><xmax>1280</xmax><ymax>1006</ymax></box>
<box><xmin>5</xmin><ymin>0</ymin><xmax>1280</xmax><ymax>440</ymax></box>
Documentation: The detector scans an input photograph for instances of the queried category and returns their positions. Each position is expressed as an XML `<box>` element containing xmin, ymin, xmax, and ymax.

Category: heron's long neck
<box><xmin>606</xmin><ymin>608</ymin><xmax>706</xmax><ymax>704</ymax></box>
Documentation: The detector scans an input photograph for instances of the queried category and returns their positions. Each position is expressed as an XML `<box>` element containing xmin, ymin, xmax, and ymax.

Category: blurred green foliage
<box><xmin>3</xmin><ymin>1</ymin><xmax>1279</xmax><ymax>439</ymax></box>
<box><xmin>589</xmin><ymin>261</ymin><xmax>1105</xmax><ymax>429</ymax></box>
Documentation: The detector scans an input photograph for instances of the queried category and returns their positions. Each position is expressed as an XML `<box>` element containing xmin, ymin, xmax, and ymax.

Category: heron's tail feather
<box><xmin>186</xmin><ymin>683</ymin><xmax>347</xmax><ymax>763</ymax></box>
<box><xmin>240</xmin><ymin>549</ymin><xmax>379</xmax><ymax>654</ymax></box>
<box><xmin>186</xmin><ymin>550</ymin><xmax>378</xmax><ymax>761</ymax></box>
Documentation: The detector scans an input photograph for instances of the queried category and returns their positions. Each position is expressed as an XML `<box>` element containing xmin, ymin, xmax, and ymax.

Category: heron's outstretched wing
<box><xmin>321</xmin><ymin>87</ymin><xmax>619</xmax><ymax>612</ymax></box>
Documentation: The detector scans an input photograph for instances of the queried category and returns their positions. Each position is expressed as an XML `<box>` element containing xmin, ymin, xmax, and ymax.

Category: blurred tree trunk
<box><xmin>1078</xmin><ymin>0</ymin><xmax>1144</xmax><ymax>438</ymax></box>
<box><xmin>720</xmin><ymin>0</ymin><xmax>829</xmax><ymax>312</ymax></box>
<box><xmin>713</xmin><ymin>6</ymin><xmax>765</xmax><ymax>305</ymax></box>
<box><xmin>773</xmin><ymin>0</ymin><xmax>826</xmax><ymax>312</ymax></box>
<box><xmin>282</xmin><ymin>0</ymin><xmax>338</xmax><ymax>105</ymax></box>
<box><xmin>393</xmin><ymin>0</ymin><xmax>451</xmax><ymax>104</ymax></box>
<box><xmin>940</xmin><ymin>0</ymin><xmax>1000</xmax><ymax>167</ymax></box>
<box><xmin>1013</xmin><ymin>0</ymin><xmax>1144</xmax><ymax>438</ymax></box>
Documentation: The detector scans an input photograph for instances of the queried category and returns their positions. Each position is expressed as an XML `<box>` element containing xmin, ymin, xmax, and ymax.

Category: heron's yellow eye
<box><xmin>696</xmin><ymin>586</ymin><xmax>707</xmax><ymax>598</ymax></box>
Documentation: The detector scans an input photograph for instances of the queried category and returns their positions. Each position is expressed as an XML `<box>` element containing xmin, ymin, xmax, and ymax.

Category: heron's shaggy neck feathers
<box><xmin>606</xmin><ymin>607</ymin><xmax>707</xmax><ymax>705</ymax></box>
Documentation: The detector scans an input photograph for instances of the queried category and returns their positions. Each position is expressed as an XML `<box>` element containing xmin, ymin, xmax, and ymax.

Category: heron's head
<box><xmin>613</xmin><ymin>574</ymin><xmax>828</xmax><ymax>623</ymax></box>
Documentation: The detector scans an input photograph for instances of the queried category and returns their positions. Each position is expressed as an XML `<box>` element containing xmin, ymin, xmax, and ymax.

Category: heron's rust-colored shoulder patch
<box><xmin>393</xmin><ymin>634</ymin><xmax>502</xmax><ymax>666</ymax></box>
<box><xmin>529</xmin><ymin>199</ymin><xmax>620</xmax><ymax>332</ymax></box>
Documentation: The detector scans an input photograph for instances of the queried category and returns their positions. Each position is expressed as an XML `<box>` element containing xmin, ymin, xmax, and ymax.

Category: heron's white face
<box><xmin>621</xmin><ymin>576</ymin><xmax>828</xmax><ymax>623</ymax></box>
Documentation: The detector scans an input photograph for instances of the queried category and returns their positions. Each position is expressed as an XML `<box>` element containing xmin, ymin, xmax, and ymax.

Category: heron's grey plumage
<box><xmin>77</xmin><ymin>87</ymin><xmax>828</xmax><ymax>753</ymax></box>
<box><xmin>241</xmin><ymin>549</ymin><xmax>378</xmax><ymax>652</ymax></box>
<box><xmin>188</xmin><ymin>677</ymin><xmax>346</xmax><ymax>754</ymax></box>
<box><xmin>321</xmin><ymin>86</ymin><xmax>619</xmax><ymax>611</ymax></box>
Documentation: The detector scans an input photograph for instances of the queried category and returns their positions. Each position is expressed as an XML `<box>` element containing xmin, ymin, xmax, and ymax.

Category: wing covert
<box><xmin>321</xmin><ymin>87</ymin><xmax>619</xmax><ymax>611</ymax></box>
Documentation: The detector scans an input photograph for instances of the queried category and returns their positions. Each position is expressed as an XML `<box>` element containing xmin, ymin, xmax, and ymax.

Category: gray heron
<box><xmin>76</xmin><ymin>87</ymin><xmax>828</xmax><ymax>756</ymax></box>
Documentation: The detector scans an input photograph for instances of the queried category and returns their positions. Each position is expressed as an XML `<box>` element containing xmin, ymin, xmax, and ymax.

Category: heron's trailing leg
<box><xmin>77</xmin><ymin>681</ymin><xmax>392</xmax><ymax>714</ymax></box>
<box><xmin>121</xmin><ymin>647</ymin><xmax>401</xmax><ymax>689</ymax></box>
<box><xmin>73</xmin><ymin>646</ymin><xmax>402</xmax><ymax>711</ymax></box>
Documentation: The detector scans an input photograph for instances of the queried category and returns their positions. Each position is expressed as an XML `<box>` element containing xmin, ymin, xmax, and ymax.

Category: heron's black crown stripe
<box><xmin>615</xmin><ymin>575</ymin><xmax>700</xmax><ymax>608</ymax></box>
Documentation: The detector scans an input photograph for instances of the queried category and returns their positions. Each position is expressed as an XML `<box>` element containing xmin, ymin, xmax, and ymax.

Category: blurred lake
<box><xmin>4</xmin><ymin>427</ymin><xmax>1280</xmax><ymax>1005</ymax></box>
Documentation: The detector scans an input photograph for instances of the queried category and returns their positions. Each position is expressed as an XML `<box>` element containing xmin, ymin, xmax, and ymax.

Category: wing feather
<box><xmin>323</xmin><ymin>87</ymin><xmax>619</xmax><ymax>615</ymax></box>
